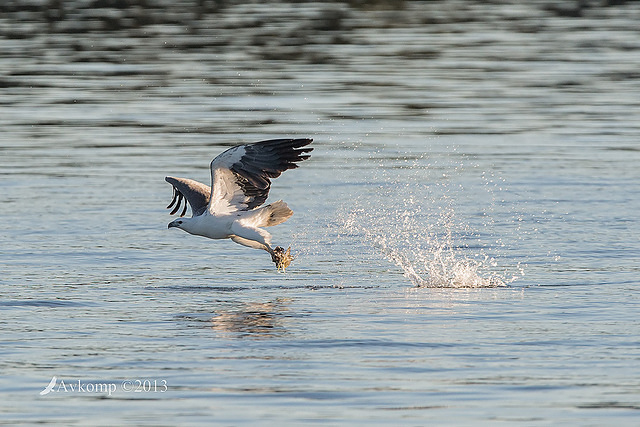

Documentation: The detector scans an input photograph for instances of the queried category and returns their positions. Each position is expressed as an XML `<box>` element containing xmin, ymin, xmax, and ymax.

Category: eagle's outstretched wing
<box><xmin>208</xmin><ymin>138</ymin><xmax>313</xmax><ymax>214</ymax></box>
<box><xmin>165</xmin><ymin>176</ymin><xmax>210</xmax><ymax>217</ymax></box>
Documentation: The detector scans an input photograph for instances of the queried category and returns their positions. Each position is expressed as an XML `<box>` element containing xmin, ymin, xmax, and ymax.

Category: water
<box><xmin>1</xmin><ymin>0</ymin><xmax>640</xmax><ymax>424</ymax></box>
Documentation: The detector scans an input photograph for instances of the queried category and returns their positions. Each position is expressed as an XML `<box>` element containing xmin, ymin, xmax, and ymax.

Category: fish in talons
<box><xmin>272</xmin><ymin>246</ymin><xmax>293</xmax><ymax>272</ymax></box>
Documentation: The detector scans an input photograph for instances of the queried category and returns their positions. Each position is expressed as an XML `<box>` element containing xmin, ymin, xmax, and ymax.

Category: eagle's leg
<box><xmin>229</xmin><ymin>223</ymin><xmax>293</xmax><ymax>272</ymax></box>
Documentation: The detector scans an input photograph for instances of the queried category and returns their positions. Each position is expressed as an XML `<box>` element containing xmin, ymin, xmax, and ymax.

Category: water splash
<box><xmin>341</xmin><ymin>158</ymin><xmax>522</xmax><ymax>288</ymax></box>
<box><xmin>372</xmin><ymin>229</ymin><xmax>507</xmax><ymax>288</ymax></box>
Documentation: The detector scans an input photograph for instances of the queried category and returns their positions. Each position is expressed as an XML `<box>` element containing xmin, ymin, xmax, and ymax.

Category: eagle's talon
<box><xmin>273</xmin><ymin>246</ymin><xmax>293</xmax><ymax>272</ymax></box>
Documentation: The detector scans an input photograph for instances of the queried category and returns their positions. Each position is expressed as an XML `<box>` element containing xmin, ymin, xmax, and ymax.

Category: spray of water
<box><xmin>340</xmin><ymin>156</ymin><xmax>521</xmax><ymax>288</ymax></box>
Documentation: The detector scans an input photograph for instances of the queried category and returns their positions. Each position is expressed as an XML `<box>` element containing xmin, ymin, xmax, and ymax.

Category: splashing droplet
<box><xmin>341</xmin><ymin>157</ymin><xmax>520</xmax><ymax>288</ymax></box>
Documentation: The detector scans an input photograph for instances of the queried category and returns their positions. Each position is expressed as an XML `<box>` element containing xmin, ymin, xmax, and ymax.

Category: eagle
<box><xmin>165</xmin><ymin>138</ymin><xmax>313</xmax><ymax>271</ymax></box>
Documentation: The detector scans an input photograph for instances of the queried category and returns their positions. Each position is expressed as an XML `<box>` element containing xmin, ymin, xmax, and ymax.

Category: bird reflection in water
<box><xmin>209</xmin><ymin>299</ymin><xmax>290</xmax><ymax>337</ymax></box>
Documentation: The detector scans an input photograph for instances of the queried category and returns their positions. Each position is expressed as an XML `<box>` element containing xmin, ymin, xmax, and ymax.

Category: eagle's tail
<box><xmin>254</xmin><ymin>200</ymin><xmax>293</xmax><ymax>227</ymax></box>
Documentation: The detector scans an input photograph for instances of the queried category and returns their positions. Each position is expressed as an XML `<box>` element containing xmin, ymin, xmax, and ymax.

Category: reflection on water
<box><xmin>209</xmin><ymin>300</ymin><xmax>290</xmax><ymax>337</ymax></box>
<box><xmin>176</xmin><ymin>299</ymin><xmax>291</xmax><ymax>337</ymax></box>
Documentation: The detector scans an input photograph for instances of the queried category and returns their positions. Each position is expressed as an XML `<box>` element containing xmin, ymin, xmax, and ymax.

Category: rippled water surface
<box><xmin>1</xmin><ymin>1</ymin><xmax>639</xmax><ymax>425</ymax></box>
